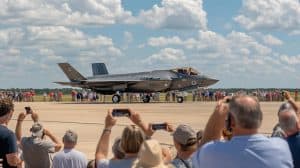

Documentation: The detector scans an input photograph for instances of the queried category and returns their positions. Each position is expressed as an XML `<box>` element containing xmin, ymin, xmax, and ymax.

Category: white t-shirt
<box><xmin>53</xmin><ymin>148</ymin><xmax>87</xmax><ymax>168</ymax></box>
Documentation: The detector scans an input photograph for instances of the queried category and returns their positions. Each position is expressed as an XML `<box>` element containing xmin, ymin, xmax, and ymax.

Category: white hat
<box><xmin>132</xmin><ymin>139</ymin><xmax>168</xmax><ymax>168</ymax></box>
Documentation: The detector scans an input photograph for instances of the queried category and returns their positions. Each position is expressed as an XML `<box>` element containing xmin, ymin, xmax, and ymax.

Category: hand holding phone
<box><xmin>25</xmin><ymin>106</ymin><xmax>32</xmax><ymax>114</ymax></box>
<box><xmin>112</xmin><ymin>109</ymin><xmax>131</xmax><ymax>117</ymax></box>
<box><xmin>151</xmin><ymin>123</ymin><xmax>167</xmax><ymax>131</ymax></box>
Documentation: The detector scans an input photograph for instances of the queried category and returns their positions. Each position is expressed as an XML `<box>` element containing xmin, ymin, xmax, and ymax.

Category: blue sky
<box><xmin>0</xmin><ymin>0</ymin><xmax>299</xmax><ymax>88</ymax></box>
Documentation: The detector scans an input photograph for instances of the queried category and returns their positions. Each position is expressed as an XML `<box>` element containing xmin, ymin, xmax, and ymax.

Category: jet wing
<box><xmin>82</xmin><ymin>79</ymin><xmax>141</xmax><ymax>87</ymax></box>
<box><xmin>53</xmin><ymin>82</ymin><xmax>82</xmax><ymax>87</ymax></box>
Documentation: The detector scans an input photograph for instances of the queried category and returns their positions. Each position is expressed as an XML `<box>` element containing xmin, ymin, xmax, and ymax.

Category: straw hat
<box><xmin>132</xmin><ymin>139</ymin><xmax>169</xmax><ymax>168</ymax></box>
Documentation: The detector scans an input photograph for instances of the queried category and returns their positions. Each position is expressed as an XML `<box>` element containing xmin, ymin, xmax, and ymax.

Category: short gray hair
<box><xmin>63</xmin><ymin>130</ymin><xmax>78</xmax><ymax>144</ymax></box>
<box><xmin>279</xmin><ymin>110</ymin><xmax>298</xmax><ymax>132</ymax></box>
<box><xmin>229</xmin><ymin>96</ymin><xmax>263</xmax><ymax>129</ymax></box>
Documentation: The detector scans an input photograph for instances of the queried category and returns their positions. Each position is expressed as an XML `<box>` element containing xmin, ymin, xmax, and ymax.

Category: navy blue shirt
<box><xmin>0</xmin><ymin>125</ymin><xmax>18</xmax><ymax>168</ymax></box>
<box><xmin>287</xmin><ymin>132</ymin><xmax>300</xmax><ymax>168</ymax></box>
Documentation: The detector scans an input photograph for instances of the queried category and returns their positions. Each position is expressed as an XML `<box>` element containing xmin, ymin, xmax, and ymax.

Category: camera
<box><xmin>225</xmin><ymin>113</ymin><xmax>232</xmax><ymax>132</ymax></box>
<box><xmin>151</xmin><ymin>123</ymin><xmax>167</xmax><ymax>130</ymax></box>
<box><xmin>112</xmin><ymin>109</ymin><xmax>130</xmax><ymax>117</ymax></box>
<box><xmin>25</xmin><ymin>106</ymin><xmax>32</xmax><ymax>114</ymax></box>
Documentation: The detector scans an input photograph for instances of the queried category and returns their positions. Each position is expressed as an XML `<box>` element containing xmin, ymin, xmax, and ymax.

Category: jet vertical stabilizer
<box><xmin>58</xmin><ymin>63</ymin><xmax>86</xmax><ymax>82</ymax></box>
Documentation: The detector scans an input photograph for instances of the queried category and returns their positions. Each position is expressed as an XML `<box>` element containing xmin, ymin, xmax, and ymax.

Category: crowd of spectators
<box><xmin>0</xmin><ymin>89</ymin><xmax>299</xmax><ymax>103</ymax></box>
<box><xmin>1</xmin><ymin>91</ymin><xmax>300</xmax><ymax>168</ymax></box>
<box><xmin>0</xmin><ymin>91</ymin><xmax>35</xmax><ymax>102</ymax></box>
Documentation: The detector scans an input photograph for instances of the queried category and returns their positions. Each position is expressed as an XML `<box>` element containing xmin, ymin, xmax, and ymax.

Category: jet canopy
<box><xmin>171</xmin><ymin>67</ymin><xmax>199</xmax><ymax>76</ymax></box>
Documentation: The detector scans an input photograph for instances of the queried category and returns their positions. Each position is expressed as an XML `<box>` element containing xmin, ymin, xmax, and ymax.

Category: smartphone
<box><xmin>151</xmin><ymin>123</ymin><xmax>167</xmax><ymax>130</ymax></box>
<box><xmin>225</xmin><ymin>113</ymin><xmax>232</xmax><ymax>132</ymax></box>
<box><xmin>112</xmin><ymin>109</ymin><xmax>130</xmax><ymax>117</ymax></box>
<box><xmin>25</xmin><ymin>106</ymin><xmax>32</xmax><ymax>114</ymax></box>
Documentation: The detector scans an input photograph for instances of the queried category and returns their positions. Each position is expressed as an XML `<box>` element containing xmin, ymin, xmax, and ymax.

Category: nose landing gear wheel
<box><xmin>142</xmin><ymin>95</ymin><xmax>150</xmax><ymax>103</ymax></box>
<box><xmin>112</xmin><ymin>94</ymin><xmax>121</xmax><ymax>103</ymax></box>
<box><xmin>177</xmin><ymin>96</ymin><xmax>184</xmax><ymax>103</ymax></box>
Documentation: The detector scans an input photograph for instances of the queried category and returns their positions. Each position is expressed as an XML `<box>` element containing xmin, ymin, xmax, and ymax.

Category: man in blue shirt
<box><xmin>193</xmin><ymin>95</ymin><xmax>293</xmax><ymax>168</ymax></box>
<box><xmin>0</xmin><ymin>98</ymin><xmax>21</xmax><ymax>167</ymax></box>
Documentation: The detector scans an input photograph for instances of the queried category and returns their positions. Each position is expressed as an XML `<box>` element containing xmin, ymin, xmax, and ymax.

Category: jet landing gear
<box><xmin>142</xmin><ymin>95</ymin><xmax>151</xmax><ymax>103</ymax></box>
<box><xmin>112</xmin><ymin>94</ymin><xmax>121</xmax><ymax>103</ymax></box>
<box><xmin>176</xmin><ymin>96</ymin><xmax>184</xmax><ymax>103</ymax></box>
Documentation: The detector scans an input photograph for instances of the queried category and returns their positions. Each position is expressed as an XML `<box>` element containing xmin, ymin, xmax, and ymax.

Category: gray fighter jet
<box><xmin>55</xmin><ymin>63</ymin><xmax>218</xmax><ymax>103</ymax></box>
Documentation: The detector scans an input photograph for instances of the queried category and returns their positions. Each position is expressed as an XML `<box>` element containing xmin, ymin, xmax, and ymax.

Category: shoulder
<box><xmin>71</xmin><ymin>149</ymin><xmax>87</xmax><ymax>159</ymax></box>
<box><xmin>53</xmin><ymin>151</ymin><xmax>64</xmax><ymax>160</ymax></box>
<box><xmin>97</xmin><ymin>159</ymin><xmax>109</xmax><ymax>168</ymax></box>
<box><xmin>0</xmin><ymin>127</ymin><xmax>15</xmax><ymax>138</ymax></box>
<box><xmin>192</xmin><ymin>140</ymin><xmax>227</xmax><ymax>166</ymax></box>
<box><xmin>200</xmin><ymin>140</ymin><xmax>228</xmax><ymax>154</ymax></box>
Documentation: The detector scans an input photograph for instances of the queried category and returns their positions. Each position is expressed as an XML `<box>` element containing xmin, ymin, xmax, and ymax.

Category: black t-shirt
<box><xmin>0</xmin><ymin>125</ymin><xmax>18</xmax><ymax>168</ymax></box>
<box><xmin>287</xmin><ymin>132</ymin><xmax>300</xmax><ymax>168</ymax></box>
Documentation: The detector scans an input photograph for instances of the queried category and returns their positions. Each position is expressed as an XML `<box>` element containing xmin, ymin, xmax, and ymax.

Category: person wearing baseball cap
<box><xmin>53</xmin><ymin>130</ymin><xmax>87</xmax><ymax>168</ymax></box>
<box><xmin>16</xmin><ymin>111</ymin><xmax>62</xmax><ymax>168</ymax></box>
<box><xmin>172</xmin><ymin>124</ymin><xmax>197</xmax><ymax>168</ymax></box>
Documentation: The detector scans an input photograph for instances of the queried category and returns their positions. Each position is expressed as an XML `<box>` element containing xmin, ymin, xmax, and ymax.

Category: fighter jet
<box><xmin>55</xmin><ymin>63</ymin><xmax>218</xmax><ymax>103</ymax></box>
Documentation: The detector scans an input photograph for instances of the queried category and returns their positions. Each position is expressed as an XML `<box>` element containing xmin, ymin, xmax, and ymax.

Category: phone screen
<box><xmin>152</xmin><ymin>123</ymin><xmax>167</xmax><ymax>130</ymax></box>
<box><xmin>112</xmin><ymin>109</ymin><xmax>130</xmax><ymax>117</ymax></box>
<box><xmin>225</xmin><ymin>113</ymin><xmax>232</xmax><ymax>132</ymax></box>
<box><xmin>25</xmin><ymin>107</ymin><xmax>32</xmax><ymax>114</ymax></box>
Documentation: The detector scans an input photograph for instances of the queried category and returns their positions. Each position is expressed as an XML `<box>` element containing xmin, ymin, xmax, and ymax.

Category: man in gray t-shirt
<box><xmin>15</xmin><ymin>112</ymin><xmax>62</xmax><ymax>168</ymax></box>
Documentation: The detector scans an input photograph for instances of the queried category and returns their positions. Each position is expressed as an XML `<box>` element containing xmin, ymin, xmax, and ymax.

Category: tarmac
<box><xmin>7</xmin><ymin>101</ymin><xmax>284</xmax><ymax>159</ymax></box>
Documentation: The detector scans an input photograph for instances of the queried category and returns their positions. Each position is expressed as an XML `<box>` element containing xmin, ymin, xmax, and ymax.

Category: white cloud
<box><xmin>0</xmin><ymin>26</ymin><xmax>122</xmax><ymax>80</ymax></box>
<box><xmin>0</xmin><ymin>0</ymin><xmax>133</xmax><ymax>26</ymax></box>
<box><xmin>144</xmin><ymin>30</ymin><xmax>298</xmax><ymax>82</ymax></box>
<box><xmin>136</xmin><ymin>0</ymin><xmax>207</xmax><ymax>29</ymax></box>
<box><xmin>146</xmin><ymin>48</ymin><xmax>186</xmax><ymax>64</ymax></box>
<box><xmin>234</xmin><ymin>0</ymin><xmax>300</xmax><ymax>34</ymax></box>
<box><xmin>262</xmin><ymin>34</ymin><xmax>283</xmax><ymax>46</ymax></box>
<box><xmin>122</xmin><ymin>31</ymin><xmax>133</xmax><ymax>49</ymax></box>
<box><xmin>280</xmin><ymin>55</ymin><xmax>300</xmax><ymax>65</ymax></box>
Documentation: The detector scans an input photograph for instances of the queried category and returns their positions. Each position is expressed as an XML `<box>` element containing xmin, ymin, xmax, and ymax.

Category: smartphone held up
<box><xmin>112</xmin><ymin>109</ymin><xmax>131</xmax><ymax>117</ymax></box>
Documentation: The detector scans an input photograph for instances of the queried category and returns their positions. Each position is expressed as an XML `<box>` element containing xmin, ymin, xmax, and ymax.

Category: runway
<box><xmin>7</xmin><ymin>102</ymin><xmax>284</xmax><ymax>159</ymax></box>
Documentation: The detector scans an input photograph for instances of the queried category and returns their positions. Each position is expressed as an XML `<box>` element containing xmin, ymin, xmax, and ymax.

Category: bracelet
<box><xmin>103</xmin><ymin>128</ymin><xmax>111</xmax><ymax>133</ymax></box>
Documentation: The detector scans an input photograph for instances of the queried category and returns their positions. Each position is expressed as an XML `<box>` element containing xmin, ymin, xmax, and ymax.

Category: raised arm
<box><xmin>129</xmin><ymin>110</ymin><xmax>154</xmax><ymax>137</ymax></box>
<box><xmin>198</xmin><ymin>99</ymin><xmax>229</xmax><ymax>148</ymax></box>
<box><xmin>15</xmin><ymin>113</ymin><xmax>26</xmax><ymax>142</ymax></box>
<box><xmin>95</xmin><ymin>110</ymin><xmax>117</xmax><ymax>161</ymax></box>
<box><xmin>284</xmin><ymin>91</ymin><xmax>299</xmax><ymax>113</ymax></box>
<box><xmin>43</xmin><ymin>128</ymin><xmax>62</xmax><ymax>152</ymax></box>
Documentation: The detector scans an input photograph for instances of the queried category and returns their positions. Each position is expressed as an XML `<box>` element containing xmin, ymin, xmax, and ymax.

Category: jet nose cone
<box><xmin>198</xmin><ymin>76</ymin><xmax>219</xmax><ymax>86</ymax></box>
<box><xmin>207</xmin><ymin>77</ymin><xmax>219</xmax><ymax>85</ymax></box>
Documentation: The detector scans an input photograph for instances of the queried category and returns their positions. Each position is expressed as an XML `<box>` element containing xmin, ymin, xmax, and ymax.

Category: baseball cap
<box><xmin>132</xmin><ymin>139</ymin><xmax>167</xmax><ymax>168</ymax></box>
<box><xmin>30</xmin><ymin>123</ymin><xmax>44</xmax><ymax>137</ymax></box>
<box><xmin>278</xmin><ymin>102</ymin><xmax>295</xmax><ymax>114</ymax></box>
<box><xmin>63</xmin><ymin>130</ymin><xmax>78</xmax><ymax>144</ymax></box>
<box><xmin>173</xmin><ymin>124</ymin><xmax>197</xmax><ymax>145</ymax></box>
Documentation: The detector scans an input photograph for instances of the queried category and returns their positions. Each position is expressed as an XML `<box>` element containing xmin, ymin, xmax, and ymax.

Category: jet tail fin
<box><xmin>92</xmin><ymin>63</ymin><xmax>108</xmax><ymax>76</ymax></box>
<box><xmin>58</xmin><ymin>63</ymin><xmax>86</xmax><ymax>82</ymax></box>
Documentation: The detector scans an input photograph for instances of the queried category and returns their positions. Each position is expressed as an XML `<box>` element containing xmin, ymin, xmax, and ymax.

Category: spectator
<box><xmin>111</xmin><ymin>137</ymin><xmax>125</xmax><ymax>160</ymax></box>
<box><xmin>53</xmin><ymin>130</ymin><xmax>87</xmax><ymax>168</ymax></box>
<box><xmin>172</xmin><ymin>125</ymin><xmax>197</xmax><ymax>168</ymax></box>
<box><xmin>132</xmin><ymin>139</ymin><xmax>172</xmax><ymax>168</ymax></box>
<box><xmin>278</xmin><ymin>103</ymin><xmax>300</xmax><ymax>168</ymax></box>
<box><xmin>95</xmin><ymin>110</ymin><xmax>145</xmax><ymax>168</ymax></box>
<box><xmin>15</xmin><ymin>111</ymin><xmax>62</xmax><ymax>168</ymax></box>
<box><xmin>0</xmin><ymin>98</ymin><xmax>21</xmax><ymax>167</ymax></box>
<box><xmin>193</xmin><ymin>95</ymin><xmax>293</xmax><ymax>168</ymax></box>
<box><xmin>272</xmin><ymin>91</ymin><xmax>299</xmax><ymax>138</ymax></box>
